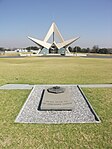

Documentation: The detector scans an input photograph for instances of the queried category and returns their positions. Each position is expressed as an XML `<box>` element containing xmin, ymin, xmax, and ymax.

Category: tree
<box><xmin>74</xmin><ymin>46</ymin><xmax>81</xmax><ymax>53</ymax></box>
<box><xmin>91</xmin><ymin>45</ymin><xmax>99</xmax><ymax>53</ymax></box>
<box><xmin>108</xmin><ymin>48</ymin><xmax>112</xmax><ymax>54</ymax></box>
<box><xmin>99</xmin><ymin>48</ymin><xmax>108</xmax><ymax>54</ymax></box>
<box><xmin>73</xmin><ymin>47</ymin><xmax>76</xmax><ymax>52</ymax></box>
<box><xmin>68</xmin><ymin>46</ymin><xmax>73</xmax><ymax>52</ymax></box>
<box><xmin>26</xmin><ymin>46</ymin><xmax>39</xmax><ymax>52</ymax></box>
<box><xmin>86</xmin><ymin>48</ymin><xmax>90</xmax><ymax>53</ymax></box>
<box><xmin>0</xmin><ymin>47</ymin><xmax>5</xmax><ymax>51</ymax></box>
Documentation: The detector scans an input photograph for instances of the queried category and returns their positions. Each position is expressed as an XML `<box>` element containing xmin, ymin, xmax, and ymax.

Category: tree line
<box><xmin>0</xmin><ymin>45</ymin><xmax>112</xmax><ymax>54</ymax></box>
<box><xmin>68</xmin><ymin>45</ymin><xmax>112</xmax><ymax>54</ymax></box>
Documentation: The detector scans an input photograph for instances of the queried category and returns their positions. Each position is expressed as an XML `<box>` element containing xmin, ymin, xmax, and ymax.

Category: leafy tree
<box><xmin>108</xmin><ymin>48</ymin><xmax>112</xmax><ymax>54</ymax></box>
<box><xmin>73</xmin><ymin>47</ymin><xmax>76</xmax><ymax>52</ymax></box>
<box><xmin>68</xmin><ymin>46</ymin><xmax>73</xmax><ymax>52</ymax></box>
<box><xmin>0</xmin><ymin>47</ymin><xmax>5</xmax><ymax>51</ymax></box>
<box><xmin>86</xmin><ymin>48</ymin><xmax>90</xmax><ymax>53</ymax></box>
<box><xmin>99</xmin><ymin>48</ymin><xmax>108</xmax><ymax>54</ymax></box>
<box><xmin>74</xmin><ymin>46</ymin><xmax>82</xmax><ymax>53</ymax></box>
<box><xmin>91</xmin><ymin>45</ymin><xmax>99</xmax><ymax>53</ymax></box>
<box><xmin>26</xmin><ymin>46</ymin><xmax>39</xmax><ymax>52</ymax></box>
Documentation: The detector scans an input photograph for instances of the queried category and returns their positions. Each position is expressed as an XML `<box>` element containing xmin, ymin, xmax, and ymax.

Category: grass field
<box><xmin>0</xmin><ymin>57</ymin><xmax>112</xmax><ymax>85</ymax></box>
<box><xmin>0</xmin><ymin>57</ymin><xmax>112</xmax><ymax>148</ymax></box>
<box><xmin>0</xmin><ymin>53</ymin><xmax>20</xmax><ymax>57</ymax></box>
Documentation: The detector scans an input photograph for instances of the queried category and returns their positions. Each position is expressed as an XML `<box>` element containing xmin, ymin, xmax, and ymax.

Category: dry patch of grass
<box><xmin>0</xmin><ymin>53</ymin><xmax>20</xmax><ymax>56</ymax></box>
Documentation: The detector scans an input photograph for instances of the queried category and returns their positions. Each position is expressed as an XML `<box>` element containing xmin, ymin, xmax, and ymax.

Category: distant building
<box><xmin>15</xmin><ymin>48</ymin><xmax>28</xmax><ymax>53</ymax></box>
<box><xmin>28</xmin><ymin>22</ymin><xmax>80</xmax><ymax>56</ymax></box>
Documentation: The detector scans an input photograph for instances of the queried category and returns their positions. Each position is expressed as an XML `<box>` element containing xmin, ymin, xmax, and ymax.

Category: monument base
<box><xmin>38</xmin><ymin>87</ymin><xmax>74</xmax><ymax>111</ymax></box>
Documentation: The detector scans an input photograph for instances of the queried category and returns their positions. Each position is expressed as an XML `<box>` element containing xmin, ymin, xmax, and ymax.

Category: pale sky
<box><xmin>0</xmin><ymin>0</ymin><xmax>112</xmax><ymax>48</ymax></box>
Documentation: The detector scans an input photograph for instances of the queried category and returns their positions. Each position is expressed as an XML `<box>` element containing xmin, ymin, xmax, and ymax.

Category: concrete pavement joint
<box><xmin>0</xmin><ymin>84</ymin><xmax>112</xmax><ymax>90</ymax></box>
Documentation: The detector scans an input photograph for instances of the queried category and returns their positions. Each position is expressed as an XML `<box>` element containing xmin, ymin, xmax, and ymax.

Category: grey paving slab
<box><xmin>79</xmin><ymin>84</ymin><xmax>112</xmax><ymax>88</ymax></box>
<box><xmin>0</xmin><ymin>84</ymin><xmax>112</xmax><ymax>90</ymax></box>
<box><xmin>35</xmin><ymin>84</ymin><xmax>112</xmax><ymax>88</ymax></box>
<box><xmin>15</xmin><ymin>85</ymin><xmax>100</xmax><ymax>124</ymax></box>
<box><xmin>82</xmin><ymin>55</ymin><xmax>112</xmax><ymax>59</ymax></box>
<box><xmin>0</xmin><ymin>84</ymin><xmax>34</xmax><ymax>90</ymax></box>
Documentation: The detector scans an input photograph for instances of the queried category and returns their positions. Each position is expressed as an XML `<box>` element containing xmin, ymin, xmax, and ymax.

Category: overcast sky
<box><xmin>0</xmin><ymin>0</ymin><xmax>112</xmax><ymax>48</ymax></box>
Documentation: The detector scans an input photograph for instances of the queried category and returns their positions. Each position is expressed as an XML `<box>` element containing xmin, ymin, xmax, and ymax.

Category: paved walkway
<box><xmin>0</xmin><ymin>84</ymin><xmax>112</xmax><ymax>90</ymax></box>
<box><xmin>82</xmin><ymin>55</ymin><xmax>112</xmax><ymax>59</ymax></box>
<box><xmin>79</xmin><ymin>84</ymin><xmax>112</xmax><ymax>88</ymax></box>
<box><xmin>0</xmin><ymin>84</ymin><xmax>34</xmax><ymax>90</ymax></box>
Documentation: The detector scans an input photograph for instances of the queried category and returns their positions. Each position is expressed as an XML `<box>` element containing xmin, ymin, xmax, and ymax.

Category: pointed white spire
<box><xmin>44</xmin><ymin>22</ymin><xmax>64</xmax><ymax>42</ymax></box>
<box><xmin>28</xmin><ymin>22</ymin><xmax>80</xmax><ymax>51</ymax></box>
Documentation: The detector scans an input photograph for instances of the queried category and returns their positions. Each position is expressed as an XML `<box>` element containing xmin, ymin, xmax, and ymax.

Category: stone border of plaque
<box><xmin>15</xmin><ymin>85</ymin><xmax>101</xmax><ymax>124</ymax></box>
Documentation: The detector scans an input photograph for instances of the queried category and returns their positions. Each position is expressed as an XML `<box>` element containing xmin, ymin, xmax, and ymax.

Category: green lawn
<box><xmin>0</xmin><ymin>57</ymin><xmax>112</xmax><ymax>85</ymax></box>
<box><xmin>0</xmin><ymin>57</ymin><xmax>112</xmax><ymax>148</ymax></box>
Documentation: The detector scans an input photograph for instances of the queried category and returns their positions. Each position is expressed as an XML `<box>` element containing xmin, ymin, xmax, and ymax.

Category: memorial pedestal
<box><xmin>38</xmin><ymin>87</ymin><xmax>74</xmax><ymax>111</ymax></box>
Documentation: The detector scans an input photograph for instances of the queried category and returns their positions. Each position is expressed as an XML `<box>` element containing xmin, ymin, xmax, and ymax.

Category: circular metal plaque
<box><xmin>47</xmin><ymin>86</ymin><xmax>65</xmax><ymax>94</ymax></box>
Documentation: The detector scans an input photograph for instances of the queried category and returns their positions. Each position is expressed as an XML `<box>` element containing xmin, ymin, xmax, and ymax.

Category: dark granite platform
<box><xmin>38</xmin><ymin>87</ymin><xmax>74</xmax><ymax>111</ymax></box>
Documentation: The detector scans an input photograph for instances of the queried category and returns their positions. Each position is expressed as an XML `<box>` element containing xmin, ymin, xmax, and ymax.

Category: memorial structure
<box><xmin>38</xmin><ymin>86</ymin><xmax>74</xmax><ymax>111</ymax></box>
<box><xmin>28</xmin><ymin>22</ymin><xmax>80</xmax><ymax>56</ymax></box>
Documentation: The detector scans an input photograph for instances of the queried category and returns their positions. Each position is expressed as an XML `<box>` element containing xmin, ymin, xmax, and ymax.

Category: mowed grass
<box><xmin>0</xmin><ymin>88</ymin><xmax>112</xmax><ymax>149</ymax></box>
<box><xmin>0</xmin><ymin>57</ymin><xmax>112</xmax><ymax>85</ymax></box>
<box><xmin>0</xmin><ymin>57</ymin><xmax>112</xmax><ymax>148</ymax></box>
